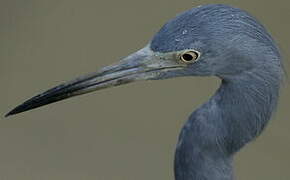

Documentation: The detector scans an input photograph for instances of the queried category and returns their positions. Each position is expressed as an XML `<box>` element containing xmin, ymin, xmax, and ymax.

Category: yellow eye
<box><xmin>180</xmin><ymin>51</ymin><xmax>200</xmax><ymax>63</ymax></box>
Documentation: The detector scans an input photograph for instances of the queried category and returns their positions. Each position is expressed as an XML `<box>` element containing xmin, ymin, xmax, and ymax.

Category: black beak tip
<box><xmin>5</xmin><ymin>103</ymin><xmax>29</xmax><ymax>118</ymax></box>
<box><xmin>5</xmin><ymin>108</ymin><xmax>19</xmax><ymax>118</ymax></box>
<box><xmin>5</xmin><ymin>112</ymin><xmax>12</xmax><ymax>118</ymax></box>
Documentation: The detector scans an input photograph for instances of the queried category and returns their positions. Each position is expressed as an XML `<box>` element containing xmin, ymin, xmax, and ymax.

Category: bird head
<box><xmin>6</xmin><ymin>4</ymin><xmax>282</xmax><ymax>116</ymax></box>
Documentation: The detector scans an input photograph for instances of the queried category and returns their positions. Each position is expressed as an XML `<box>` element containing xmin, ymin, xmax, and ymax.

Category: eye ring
<box><xmin>180</xmin><ymin>50</ymin><xmax>200</xmax><ymax>63</ymax></box>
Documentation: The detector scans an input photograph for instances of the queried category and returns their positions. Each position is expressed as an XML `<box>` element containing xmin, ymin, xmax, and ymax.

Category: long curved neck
<box><xmin>174</xmin><ymin>69</ymin><xmax>281</xmax><ymax>180</ymax></box>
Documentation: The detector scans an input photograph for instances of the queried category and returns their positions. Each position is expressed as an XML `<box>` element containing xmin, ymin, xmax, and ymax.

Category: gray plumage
<box><xmin>6</xmin><ymin>4</ymin><xmax>283</xmax><ymax>180</ymax></box>
<box><xmin>151</xmin><ymin>4</ymin><xmax>283</xmax><ymax>180</ymax></box>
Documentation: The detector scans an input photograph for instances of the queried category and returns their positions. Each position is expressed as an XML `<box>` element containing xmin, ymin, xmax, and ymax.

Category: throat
<box><xmin>174</xmin><ymin>71</ymin><xmax>281</xmax><ymax>180</ymax></box>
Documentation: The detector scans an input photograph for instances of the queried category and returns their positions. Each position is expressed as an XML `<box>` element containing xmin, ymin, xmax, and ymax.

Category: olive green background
<box><xmin>1</xmin><ymin>0</ymin><xmax>289</xmax><ymax>180</ymax></box>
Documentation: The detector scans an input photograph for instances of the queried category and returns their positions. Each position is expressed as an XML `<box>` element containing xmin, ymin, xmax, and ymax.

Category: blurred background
<box><xmin>1</xmin><ymin>0</ymin><xmax>289</xmax><ymax>179</ymax></box>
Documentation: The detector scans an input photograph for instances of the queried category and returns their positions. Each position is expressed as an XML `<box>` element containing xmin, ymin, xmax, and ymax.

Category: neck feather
<box><xmin>174</xmin><ymin>68</ymin><xmax>281</xmax><ymax>180</ymax></box>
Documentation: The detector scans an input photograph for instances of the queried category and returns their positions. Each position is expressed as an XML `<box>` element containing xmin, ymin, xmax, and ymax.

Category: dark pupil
<box><xmin>182</xmin><ymin>53</ymin><xmax>194</xmax><ymax>61</ymax></box>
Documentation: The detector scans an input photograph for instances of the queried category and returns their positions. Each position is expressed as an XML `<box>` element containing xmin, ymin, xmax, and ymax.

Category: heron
<box><xmin>6</xmin><ymin>4</ymin><xmax>283</xmax><ymax>180</ymax></box>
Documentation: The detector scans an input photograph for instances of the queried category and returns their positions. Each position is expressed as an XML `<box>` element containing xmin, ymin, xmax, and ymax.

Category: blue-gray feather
<box><xmin>151</xmin><ymin>4</ymin><xmax>278</xmax><ymax>54</ymax></box>
<box><xmin>150</xmin><ymin>4</ymin><xmax>283</xmax><ymax>180</ymax></box>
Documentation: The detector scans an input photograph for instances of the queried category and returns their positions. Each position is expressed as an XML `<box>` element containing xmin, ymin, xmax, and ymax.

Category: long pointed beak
<box><xmin>6</xmin><ymin>46</ymin><xmax>182</xmax><ymax>117</ymax></box>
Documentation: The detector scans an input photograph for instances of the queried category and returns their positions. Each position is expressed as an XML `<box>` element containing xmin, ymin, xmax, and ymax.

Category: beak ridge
<box><xmin>6</xmin><ymin>45</ymin><xmax>181</xmax><ymax>117</ymax></box>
